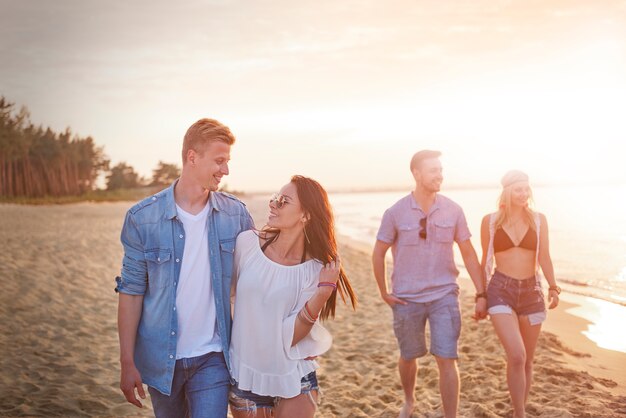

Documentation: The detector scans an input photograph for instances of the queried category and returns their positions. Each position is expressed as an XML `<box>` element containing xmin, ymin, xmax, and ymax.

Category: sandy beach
<box><xmin>1</xmin><ymin>199</ymin><xmax>625</xmax><ymax>417</ymax></box>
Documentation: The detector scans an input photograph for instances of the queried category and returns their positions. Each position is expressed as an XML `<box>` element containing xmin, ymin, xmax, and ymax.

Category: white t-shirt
<box><xmin>175</xmin><ymin>201</ymin><xmax>221</xmax><ymax>359</ymax></box>
<box><xmin>229</xmin><ymin>230</ymin><xmax>333</xmax><ymax>398</ymax></box>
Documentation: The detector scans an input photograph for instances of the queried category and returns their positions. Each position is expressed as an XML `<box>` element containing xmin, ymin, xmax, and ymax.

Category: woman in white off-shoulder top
<box><xmin>229</xmin><ymin>175</ymin><xmax>357</xmax><ymax>418</ymax></box>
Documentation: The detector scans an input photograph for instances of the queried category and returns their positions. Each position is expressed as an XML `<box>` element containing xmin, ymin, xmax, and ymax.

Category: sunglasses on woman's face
<box><xmin>269</xmin><ymin>193</ymin><xmax>290</xmax><ymax>209</ymax></box>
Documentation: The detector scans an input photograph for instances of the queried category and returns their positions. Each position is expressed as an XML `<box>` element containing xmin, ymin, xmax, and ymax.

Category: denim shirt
<box><xmin>115</xmin><ymin>180</ymin><xmax>254</xmax><ymax>395</ymax></box>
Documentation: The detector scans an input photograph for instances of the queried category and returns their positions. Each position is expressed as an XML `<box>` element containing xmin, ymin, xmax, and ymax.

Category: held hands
<box><xmin>120</xmin><ymin>363</ymin><xmax>146</xmax><ymax>408</ymax></box>
<box><xmin>473</xmin><ymin>298</ymin><xmax>488</xmax><ymax>321</ymax></box>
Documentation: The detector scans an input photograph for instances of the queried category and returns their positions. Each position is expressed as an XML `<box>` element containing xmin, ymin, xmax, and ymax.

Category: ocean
<box><xmin>247</xmin><ymin>184</ymin><xmax>626</xmax><ymax>352</ymax></box>
<box><xmin>329</xmin><ymin>185</ymin><xmax>626</xmax><ymax>306</ymax></box>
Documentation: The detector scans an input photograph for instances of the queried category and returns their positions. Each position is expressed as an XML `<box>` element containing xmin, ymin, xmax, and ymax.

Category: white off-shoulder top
<box><xmin>229</xmin><ymin>230</ymin><xmax>333</xmax><ymax>398</ymax></box>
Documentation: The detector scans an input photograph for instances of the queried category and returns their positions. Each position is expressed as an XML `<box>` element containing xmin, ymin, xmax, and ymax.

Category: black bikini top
<box><xmin>493</xmin><ymin>227</ymin><xmax>537</xmax><ymax>253</ymax></box>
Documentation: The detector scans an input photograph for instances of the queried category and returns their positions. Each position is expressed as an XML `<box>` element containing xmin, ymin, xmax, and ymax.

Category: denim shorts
<box><xmin>229</xmin><ymin>371</ymin><xmax>319</xmax><ymax>412</ymax></box>
<box><xmin>392</xmin><ymin>291</ymin><xmax>461</xmax><ymax>359</ymax></box>
<box><xmin>487</xmin><ymin>270</ymin><xmax>546</xmax><ymax>325</ymax></box>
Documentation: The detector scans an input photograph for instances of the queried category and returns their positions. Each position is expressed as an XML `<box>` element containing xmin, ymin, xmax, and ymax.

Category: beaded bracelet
<box><xmin>318</xmin><ymin>281</ymin><xmax>337</xmax><ymax>290</ymax></box>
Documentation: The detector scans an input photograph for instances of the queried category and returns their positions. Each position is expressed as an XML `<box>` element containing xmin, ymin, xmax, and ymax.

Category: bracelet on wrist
<box><xmin>318</xmin><ymin>281</ymin><xmax>337</xmax><ymax>290</ymax></box>
<box><xmin>548</xmin><ymin>285</ymin><xmax>561</xmax><ymax>295</ymax></box>
<box><xmin>475</xmin><ymin>292</ymin><xmax>487</xmax><ymax>302</ymax></box>
<box><xmin>299</xmin><ymin>306</ymin><xmax>316</xmax><ymax>324</ymax></box>
<box><xmin>298</xmin><ymin>309</ymin><xmax>316</xmax><ymax>324</ymax></box>
<box><xmin>304</xmin><ymin>302</ymin><xmax>318</xmax><ymax>321</ymax></box>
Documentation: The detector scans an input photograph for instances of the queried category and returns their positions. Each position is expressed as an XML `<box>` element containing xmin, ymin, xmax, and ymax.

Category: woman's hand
<box><xmin>318</xmin><ymin>258</ymin><xmax>341</xmax><ymax>297</ymax></box>
<box><xmin>473</xmin><ymin>298</ymin><xmax>488</xmax><ymax>320</ymax></box>
<box><xmin>319</xmin><ymin>258</ymin><xmax>340</xmax><ymax>284</ymax></box>
<box><xmin>548</xmin><ymin>289</ymin><xmax>560</xmax><ymax>309</ymax></box>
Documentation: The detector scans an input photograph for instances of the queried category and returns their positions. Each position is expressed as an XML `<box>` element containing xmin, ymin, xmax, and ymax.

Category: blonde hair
<box><xmin>494</xmin><ymin>170</ymin><xmax>535</xmax><ymax>229</ymax></box>
<box><xmin>181</xmin><ymin>118</ymin><xmax>236</xmax><ymax>164</ymax></box>
<box><xmin>410</xmin><ymin>149</ymin><xmax>441</xmax><ymax>172</ymax></box>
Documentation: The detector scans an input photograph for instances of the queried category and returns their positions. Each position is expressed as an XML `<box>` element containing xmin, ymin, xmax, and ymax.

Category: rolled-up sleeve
<box><xmin>454</xmin><ymin>209</ymin><xmax>472</xmax><ymax>243</ymax></box>
<box><xmin>376</xmin><ymin>209</ymin><xmax>396</xmax><ymax>244</ymax></box>
<box><xmin>115</xmin><ymin>211</ymin><xmax>147</xmax><ymax>295</ymax></box>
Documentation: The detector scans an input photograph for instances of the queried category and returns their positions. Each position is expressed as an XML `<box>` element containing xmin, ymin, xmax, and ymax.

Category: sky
<box><xmin>1</xmin><ymin>0</ymin><xmax>625</xmax><ymax>192</ymax></box>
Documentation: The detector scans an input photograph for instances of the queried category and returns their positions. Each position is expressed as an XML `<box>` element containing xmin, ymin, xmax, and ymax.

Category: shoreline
<box><xmin>1</xmin><ymin>200</ymin><xmax>625</xmax><ymax>416</ymax></box>
<box><xmin>245</xmin><ymin>195</ymin><xmax>626</xmax><ymax>399</ymax></box>
<box><xmin>337</xmin><ymin>233</ymin><xmax>626</xmax><ymax>398</ymax></box>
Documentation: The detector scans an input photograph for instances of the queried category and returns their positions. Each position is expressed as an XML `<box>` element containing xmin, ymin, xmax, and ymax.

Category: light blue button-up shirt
<box><xmin>115</xmin><ymin>180</ymin><xmax>254</xmax><ymax>395</ymax></box>
<box><xmin>376</xmin><ymin>193</ymin><xmax>471</xmax><ymax>303</ymax></box>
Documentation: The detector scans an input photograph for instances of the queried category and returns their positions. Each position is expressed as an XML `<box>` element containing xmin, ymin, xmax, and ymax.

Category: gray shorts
<box><xmin>392</xmin><ymin>291</ymin><xmax>461</xmax><ymax>360</ymax></box>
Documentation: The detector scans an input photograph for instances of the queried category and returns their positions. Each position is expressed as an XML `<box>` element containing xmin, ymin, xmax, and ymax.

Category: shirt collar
<box><xmin>162</xmin><ymin>179</ymin><xmax>220</xmax><ymax>220</ymax></box>
<box><xmin>409</xmin><ymin>192</ymin><xmax>441</xmax><ymax>214</ymax></box>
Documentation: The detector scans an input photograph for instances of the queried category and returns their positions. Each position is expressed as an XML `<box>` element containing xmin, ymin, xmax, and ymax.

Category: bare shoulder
<box><xmin>481</xmin><ymin>212</ymin><xmax>498</xmax><ymax>227</ymax></box>
<box><xmin>536</xmin><ymin>211</ymin><xmax>548</xmax><ymax>223</ymax></box>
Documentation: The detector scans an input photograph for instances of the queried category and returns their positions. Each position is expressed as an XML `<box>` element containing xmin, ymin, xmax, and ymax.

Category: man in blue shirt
<box><xmin>115</xmin><ymin>118</ymin><xmax>254</xmax><ymax>418</ymax></box>
<box><xmin>372</xmin><ymin>150</ymin><xmax>486</xmax><ymax>418</ymax></box>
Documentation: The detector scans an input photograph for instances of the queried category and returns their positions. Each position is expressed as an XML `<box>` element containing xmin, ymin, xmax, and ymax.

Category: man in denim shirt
<box><xmin>372</xmin><ymin>150</ymin><xmax>486</xmax><ymax>418</ymax></box>
<box><xmin>115</xmin><ymin>119</ymin><xmax>254</xmax><ymax>418</ymax></box>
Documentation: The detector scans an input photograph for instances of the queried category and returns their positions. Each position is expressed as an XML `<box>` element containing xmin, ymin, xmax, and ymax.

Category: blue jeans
<box><xmin>148</xmin><ymin>351</ymin><xmax>230</xmax><ymax>418</ymax></box>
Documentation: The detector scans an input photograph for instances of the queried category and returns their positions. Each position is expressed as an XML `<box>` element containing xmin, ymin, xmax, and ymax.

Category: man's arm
<box><xmin>116</xmin><ymin>211</ymin><xmax>149</xmax><ymax>408</ymax></box>
<box><xmin>118</xmin><ymin>293</ymin><xmax>146</xmax><ymax>408</ymax></box>
<box><xmin>372</xmin><ymin>240</ymin><xmax>406</xmax><ymax>307</ymax></box>
<box><xmin>457</xmin><ymin>239</ymin><xmax>487</xmax><ymax>319</ymax></box>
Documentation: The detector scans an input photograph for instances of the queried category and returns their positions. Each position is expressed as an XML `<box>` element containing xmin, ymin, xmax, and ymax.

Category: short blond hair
<box><xmin>410</xmin><ymin>149</ymin><xmax>441</xmax><ymax>172</ymax></box>
<box><xmin>181</xmin><ymin>118</ymin><xmax>236</xmax><ymax>164</ymax></box>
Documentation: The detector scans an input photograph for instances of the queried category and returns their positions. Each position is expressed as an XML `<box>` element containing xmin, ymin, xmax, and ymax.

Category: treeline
<box><xmin>0</xmin><ymin>96</ymin><xmax>180</xmax><ymax>199</ymax></box>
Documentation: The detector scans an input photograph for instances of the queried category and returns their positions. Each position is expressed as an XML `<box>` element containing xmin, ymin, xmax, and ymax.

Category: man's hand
<box><xmin>120</xmin><ymin>363</ymin><xmax>146</xmax><ymax>408</ymax></box>
<box><xmin>473</xmin><ymin>298</ymin><xmax>488</xmax><ymax>320</ymax></box>
<box><xmin>382</xmin><ymin>293</ymin><xmax>407</xmax><ymax>307</ymax></box>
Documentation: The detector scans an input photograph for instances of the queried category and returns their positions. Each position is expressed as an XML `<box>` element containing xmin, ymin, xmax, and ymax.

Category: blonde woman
<box><xmin>480</xmin><ymin>170</ymin><xmax>560</xmax><ymax>418</ymax></box>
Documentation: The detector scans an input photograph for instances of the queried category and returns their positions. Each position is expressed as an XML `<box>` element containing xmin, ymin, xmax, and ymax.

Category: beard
<box><xmin>423</xmin><ymin>180</ymin><xmax>442</xmax><ymax>193</ymax></box>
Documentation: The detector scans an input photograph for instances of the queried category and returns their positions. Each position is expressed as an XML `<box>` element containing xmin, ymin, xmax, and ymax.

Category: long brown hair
<box><xmin>263</xmin><ymin>175</ymin><xmax>357</xmax><ymax>320</ymax></box>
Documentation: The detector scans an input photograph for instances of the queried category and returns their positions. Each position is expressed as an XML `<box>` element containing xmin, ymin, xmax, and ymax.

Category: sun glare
<box><xmin>566</xmin><ymin>296</ymin><xmax>626</xmax><ymax>352</ymax></box>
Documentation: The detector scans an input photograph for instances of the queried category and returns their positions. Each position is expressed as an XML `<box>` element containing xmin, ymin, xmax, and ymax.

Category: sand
<box><xmin>0</xmin><ymin>199</ymin><xmax>625</xmax><ymax>417</ymax></box>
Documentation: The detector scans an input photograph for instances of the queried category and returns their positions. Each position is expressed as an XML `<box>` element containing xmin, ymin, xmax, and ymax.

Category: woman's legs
<box><xmin>518</xmin><ymin>317</ymin><xmax>542</xmax><ymax>404</ymax></box>
<box><xmin>230</xmin><ymin>406</ymin><xmax>274</xmax><ymax>418</ymax></box>
<box><xmin>491</xmin><ymin>312</ymin><xmax>527</xmax><ymax>418</ymax></box>
<box><xmin>274</xmin><ymin>390</ymin><xmax>318</xmax><ymax>418</ymax></box>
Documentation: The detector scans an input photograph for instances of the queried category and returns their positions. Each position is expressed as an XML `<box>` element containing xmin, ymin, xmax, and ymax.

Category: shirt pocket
<box><xmin>219</xmin><ymin>238</ymin><xmax>236</xmax><ymax>278</ymax></box>
<box><xmin>434</xmin><ymin>222</ymin><xmax>455</xmax><ymax>243</ymax></box>
<box><xmin>144</xmin><ymin>249</ymin><xmax>172</xmax><ymax>288</ymax></box>
<box><xmin>397</xmin><ymin>223</ymin><xmax>420</xmax><ymax>246</ymax></box>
